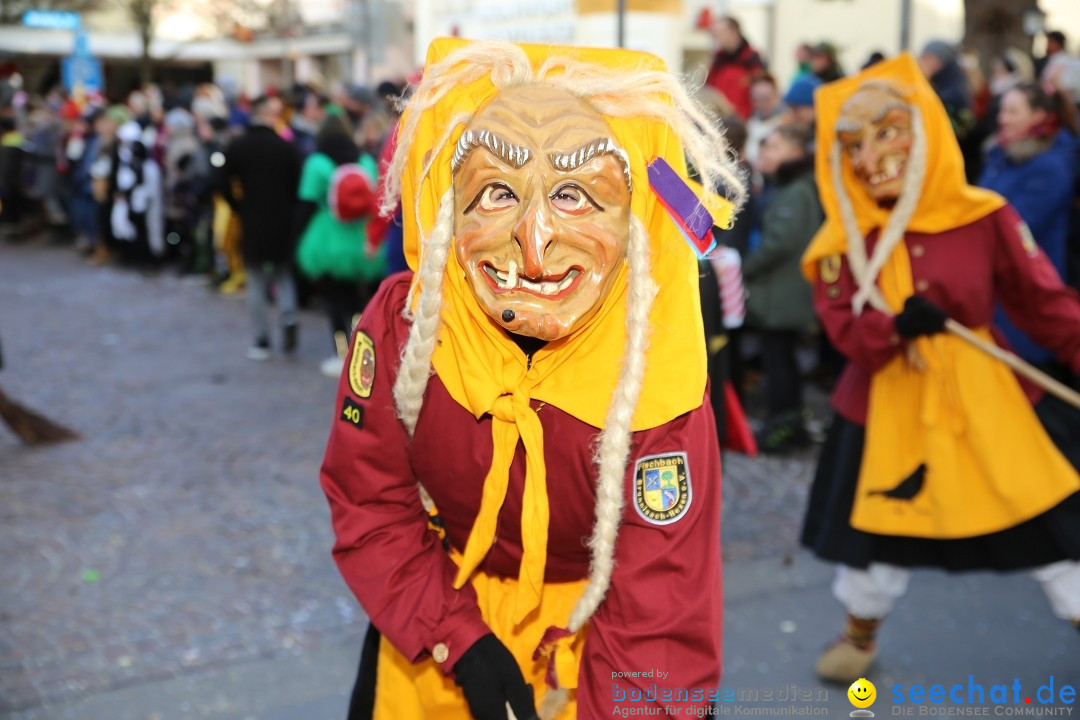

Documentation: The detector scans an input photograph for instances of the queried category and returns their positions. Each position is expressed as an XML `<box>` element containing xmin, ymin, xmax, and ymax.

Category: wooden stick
<box><xmin>944</xmin><ymin>319</ymin><xmax>1080</xmax><ymax>411</ymax></box>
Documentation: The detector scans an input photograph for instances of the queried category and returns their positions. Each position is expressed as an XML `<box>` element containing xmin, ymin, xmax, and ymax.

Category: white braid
<box><xmin>538</xmin><ymin>216</ymin><xmax>656</xmax><ymax>720</ymax></box>
<box><xmin>850</xmin><ymin>105</ymin><xmax>927</xmax><ymax>313</ymax></box>
<box><xmin>831</xmin><ymin>98</ymin><xmax>928</xmax><ymax>316</ymax></box>
<box><xmin>392</xmin><ymin>190</ymin><xmax>455</xmax><ymax>435</ymax></box>
<box><xmin>575</xmin><ymin>217</ymin><xmax>656</xmax><ymax>628</ymax></box>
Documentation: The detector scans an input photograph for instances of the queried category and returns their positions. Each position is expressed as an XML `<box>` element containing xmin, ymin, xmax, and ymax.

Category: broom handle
<box><xmin>944</xmin><ymin>319</ymin><xmax>1080</xmax><ymax>411</ymax></box>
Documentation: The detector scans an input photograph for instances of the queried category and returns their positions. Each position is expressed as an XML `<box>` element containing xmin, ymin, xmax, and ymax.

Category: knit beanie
<box><xmin>784</xmin><ymin>74</ymin><xmax>823</xmax><ymax>108</ymax></box>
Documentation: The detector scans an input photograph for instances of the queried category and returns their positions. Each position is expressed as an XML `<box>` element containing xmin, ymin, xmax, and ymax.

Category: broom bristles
<box><xmin>0</xmin><ymin>386</ymin><xmax>80</xmax><ymax>445</ymax></box>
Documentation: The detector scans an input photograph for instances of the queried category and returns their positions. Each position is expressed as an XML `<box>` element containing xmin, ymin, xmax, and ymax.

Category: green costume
<box><xmin>296</xmin><ymin>152</ymin><xmax>385</xmax><ymax>282</ymax></box>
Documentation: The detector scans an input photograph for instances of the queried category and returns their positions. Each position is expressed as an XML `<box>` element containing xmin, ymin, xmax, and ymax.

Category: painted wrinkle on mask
<box><xmin>837</xmin><ymin>87</ymin><xmax>915</xmax><ymax>203</ymax></box>
<box><xmin>453</xmin><ymin>87</ymin><xmax>632</xmax><ymax>341</ymax></box>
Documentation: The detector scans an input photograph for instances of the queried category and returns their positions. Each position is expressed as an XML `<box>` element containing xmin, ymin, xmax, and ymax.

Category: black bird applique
<box><xmin>869</xmin><ymin>463</ymin><xmax>926</xmax><ymax>500</ymax></box>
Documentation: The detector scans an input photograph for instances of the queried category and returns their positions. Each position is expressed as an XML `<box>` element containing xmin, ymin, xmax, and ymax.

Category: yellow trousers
<box><xmin>213</xmin><ymin>196</ymin><xmax>244</xmax><ymax>275</ymax></box>
<box><xmin>374</xmin><ymin>571</ymin><xmax>587</xmax><ymax>719</ymax></box>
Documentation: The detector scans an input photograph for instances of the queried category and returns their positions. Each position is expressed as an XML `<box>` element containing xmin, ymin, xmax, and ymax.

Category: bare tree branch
<box><xmin>963</xmin><ymin>0</ymin><xmax>1043</xmax><ymax>77</ymax></box>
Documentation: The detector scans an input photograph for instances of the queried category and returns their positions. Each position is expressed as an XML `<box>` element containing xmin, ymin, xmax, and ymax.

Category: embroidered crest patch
<box><xmin>633</xmin><ymin>452</ymin><xmax>692</xmax><ymax>525</ymax></box>
<box><xmin>348</xmin><ymin>331</ymin><xmax>376</xmax><ymax>398</ymax></box>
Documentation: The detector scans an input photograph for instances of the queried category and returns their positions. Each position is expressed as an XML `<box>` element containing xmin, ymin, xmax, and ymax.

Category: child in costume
<box><xmin>800</xmin><ymin>54</ymin><xmax>1080</xmax><ymax>684</ymax></box>
<box><xmin>320</xmin><ymin>38</ymin><xmax>744</xmax><ymax>719</ymax></box>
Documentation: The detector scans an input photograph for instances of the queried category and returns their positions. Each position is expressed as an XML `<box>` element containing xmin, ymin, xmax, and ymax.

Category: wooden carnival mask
<box><xmin>452</xmin><ymin>86</ymin><xmax>632</xmax><ymax>341</ymax></box>
<box><xmin>836</xmin><ymin>84</ymin><xmax>914</xmax><ymax>203</ymax></box>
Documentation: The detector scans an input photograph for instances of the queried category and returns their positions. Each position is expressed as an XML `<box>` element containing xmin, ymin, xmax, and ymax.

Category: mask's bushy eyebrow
<box><xmin>547</xmin><ymin>137</ymin><xmax>631</xmax><ymax>191</ymax></box>
<box><xmin>836</xmin><ymin>119</ymin><xmax>863</xmax><ymax>135</ymax></box>
<box><xmin>872</xmin><ymin>102</ymin><xmax>912</xmax><ymax>124</ymax></box>
<box><xmin>451</xmin><ymin>129</ymin><xmax>531</xmax><ymax>174</ymax></box>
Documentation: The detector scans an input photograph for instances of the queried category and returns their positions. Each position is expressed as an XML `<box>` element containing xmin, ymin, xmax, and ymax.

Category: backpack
<box><xmin>329</xmin><ymin>163</ymin><xmax>377</xmax><ymax>223</ymax></box>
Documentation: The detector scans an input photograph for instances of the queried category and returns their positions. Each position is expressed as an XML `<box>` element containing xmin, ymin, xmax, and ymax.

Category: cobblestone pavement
<box><xmin>0</xmin><ymin>241</ymin><xmax>819</xmax><ymax>714</ymax></box>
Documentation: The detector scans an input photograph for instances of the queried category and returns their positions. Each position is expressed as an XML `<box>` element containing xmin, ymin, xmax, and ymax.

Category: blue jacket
<box><xmin>978</xmin><ymin>130</ymin><xmax>1078</xmax><ymax>364</ymax></box>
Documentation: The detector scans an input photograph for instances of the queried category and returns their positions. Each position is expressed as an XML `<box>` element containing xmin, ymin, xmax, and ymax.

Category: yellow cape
<box><xmin>803</xmin><ymin>54</ymin><xmax>1078</xmax><ymax>539</ymax></box>
<box><xmin>399</xmin><ymin>38</ymin><xmax>734</xmax><ymax>620</ymax></box>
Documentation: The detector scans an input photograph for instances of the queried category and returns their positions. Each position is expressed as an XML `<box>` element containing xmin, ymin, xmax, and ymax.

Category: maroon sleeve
<box><xmin>813</xmin><ymin>253</ymin><xmax>904</xmax><ymax>373</ymax></box>
<box><xmin>992</xmin><ymin>205</ymin><xmax>1080</xmax><ymax>373</ymax></box>
<box><xmin>576</xmin><ymin>393</ymin><xmax>723</xmax><ymax>715</ymax></box>
<box><xmin>320</xmin><ymin>274</ymin><xmax>490</xmax><ymax>672</ymax></box>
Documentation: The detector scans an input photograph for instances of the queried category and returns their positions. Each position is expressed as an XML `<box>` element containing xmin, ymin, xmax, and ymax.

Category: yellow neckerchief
<box><xmin>400</xmin><ymin>38</ymin><xmax>733</xmax><ymax>622</ymax></box>
<box><xmin>803</xmin><ymin>54</ymin><xmax>1078</xmax><ymax>538</ymax></box>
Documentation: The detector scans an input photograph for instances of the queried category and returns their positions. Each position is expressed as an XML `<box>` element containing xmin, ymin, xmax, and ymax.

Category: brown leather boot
<box><xmin>87</xmin><ymin>243</ymin><xmax>111</xmax><ymax>266</ymax></box>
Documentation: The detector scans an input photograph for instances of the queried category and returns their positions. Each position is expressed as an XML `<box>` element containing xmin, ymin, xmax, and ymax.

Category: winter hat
<box><xmin>164</xmin><ymin>107</ymin><xmax>196</xmax><ymax>134</ymax></box>
<box><xmin>105</xmin><ymin>104</ymin><xmax>132</xmax><ymax>126</ymax></box>
<box><xmin>785</xmin><ymin>73</ymin><xmax>823</xmax><ymax>108</ymax></box>
<box><xmin>921</xmin><ymin>40</ymin><xmax>957</xmax><ymax>66</ymax></box>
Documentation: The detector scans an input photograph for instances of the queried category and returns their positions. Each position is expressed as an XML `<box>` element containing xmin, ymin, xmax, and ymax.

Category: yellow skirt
<box><xmin>373</xmin><ymin>570</ymin><xmax>587</xmax><ymax>719</ymax></box>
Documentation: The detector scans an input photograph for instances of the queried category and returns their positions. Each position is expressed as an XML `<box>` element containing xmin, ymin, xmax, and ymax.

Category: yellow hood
<box><xmin>803</xmin><ymin>53</ymin><xmax>1005</xmax><ymax>283</ymax></box>
<box><xmin>401</xmin><ymin>37</ymin><xmax>734</xmax><ymax>432</ymax></box>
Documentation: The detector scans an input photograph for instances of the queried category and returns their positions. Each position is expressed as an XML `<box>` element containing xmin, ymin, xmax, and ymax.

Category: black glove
<box><xmin>454</xmin><ymin>634</ymin><xmax>537</xmax><ymax>720</ymax></box>
<box><xmin>894</xmin><ymin>295</ymin><xmax>948</xmax><ymax>339</ymax></box>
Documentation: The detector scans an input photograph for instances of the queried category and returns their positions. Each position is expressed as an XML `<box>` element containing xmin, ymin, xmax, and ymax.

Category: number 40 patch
<box><xmin>340</xmin><ymin>396</ymin><xmax>364</xmax><ymax>430</ymax></box>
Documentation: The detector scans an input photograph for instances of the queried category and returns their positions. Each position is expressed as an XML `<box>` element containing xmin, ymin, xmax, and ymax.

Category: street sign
<box><xmin>63</xmin><ymin>31</ymin><xmax>102</xmax><ymax>94</ymax></box>
<box><xmin>62</xmin><ymin>55</ymin><xmax>103</xmax><ymax>93</ymax></box>
<box><xmin>22</xmin><ymin>10</ymin><xmax>81</xmax><ymax>30</ymax></box>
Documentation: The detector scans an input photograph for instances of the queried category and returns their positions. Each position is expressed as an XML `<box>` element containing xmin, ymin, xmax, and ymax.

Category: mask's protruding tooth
<box><xmin>506</xmin><ymin>260</ymin><xmax>518</xmax><ymax>290</ymax></box>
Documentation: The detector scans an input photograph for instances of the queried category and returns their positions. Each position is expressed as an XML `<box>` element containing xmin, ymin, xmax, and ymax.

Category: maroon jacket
<box><xmin>321</xmin><ymin>273</ymin><xmax>724</xmax><ymax>715</ymax></box>
<box><xmin>705</xmin><ymin>40</ymin><xmax>766</xmax><ymax>120</ymax></box>
<box><xmin>815</xmin><ymin>205</ymin><xmax>1080</xmax><ymax>425</ymax></box>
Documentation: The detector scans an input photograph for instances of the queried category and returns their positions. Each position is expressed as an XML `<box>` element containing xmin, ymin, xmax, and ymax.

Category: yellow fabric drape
<box><xmin>800</xmin><ymin>53</ymin><xmax>1079</xmax><ymax>538</ymax></box>
<box><xmin>374</xmin><ymin>561</ymin><xmax>588</xmax><ymax>720</ymax></box>
<box><xmin>400</xmin><ymin>38</ymin><xmax>734</xmax><ymax>618</ymax></box>
<box><xmin>453</xmin><ymin>385</ymin><xmax>550</xmax><ymax>623</ymax></box>
<box><xmin>854</xmin><ymin>242</ymin><xmax>1079</xmax><ymax>537</ymax></box>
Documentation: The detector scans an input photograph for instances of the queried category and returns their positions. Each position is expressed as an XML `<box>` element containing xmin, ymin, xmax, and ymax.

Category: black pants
<box><xmin>321</xmin><ymin>278</ymin><xmax>363</xmax><ymax>349</ymax></box>
<box><xmin>320</xmin><ymin>277</ymin><xmax>381</xmax><ymax>352</ymax></box>
<box><xmin>347</xmin><ymin>625</ymin><xmax>381</xmax><ymax>720</ymax></box>
<box><xmin>760</xmin><ymin>329</ymin><xmax>802</xmax><ymax>417</ymax></box>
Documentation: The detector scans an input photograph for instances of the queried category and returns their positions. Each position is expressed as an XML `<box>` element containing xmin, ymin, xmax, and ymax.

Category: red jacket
<box><xmin>705</xmin><ymin>40</ymin><xmax>766</xmax><ymax>120</ymax></box>
<box><xmin>815</xmin><ymin>205</ymin><xmax>1080</xmax><ymax>425</ymax></box>
<box><xmin>321</xmin><ymin>273</ymin><xmax>724</xmax><ymax>715</ymax></box>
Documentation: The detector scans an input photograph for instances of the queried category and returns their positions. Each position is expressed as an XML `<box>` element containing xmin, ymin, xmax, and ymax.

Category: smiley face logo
<box><xmin>848</xmin><ymin>678</ymin><xmax>876</xmax><ymax>709</ymax></box>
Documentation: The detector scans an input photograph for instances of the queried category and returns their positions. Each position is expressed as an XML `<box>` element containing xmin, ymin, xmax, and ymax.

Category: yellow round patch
<box><xmin>819</xmin><ymin>254</ymin><xmax>842</xmax><ymax>284</ymax></box>
<box><xmin>348</xmin><ymin>331</ymin><xmax>376</xmax><ymax>398</ymax></box>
